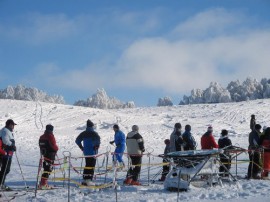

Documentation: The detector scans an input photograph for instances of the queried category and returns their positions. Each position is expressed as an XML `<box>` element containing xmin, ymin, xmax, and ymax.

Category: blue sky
<box><xmin>0</xmin><ymin>0</ymin><xmax>270</xmax><ymax>106</ymax></box>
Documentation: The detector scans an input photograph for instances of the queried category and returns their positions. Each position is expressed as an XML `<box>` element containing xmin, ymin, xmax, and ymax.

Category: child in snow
<box><xmin>159</xmin><ymin>139</ymin><xmax>170</xmax><ymax>181</ymax></box>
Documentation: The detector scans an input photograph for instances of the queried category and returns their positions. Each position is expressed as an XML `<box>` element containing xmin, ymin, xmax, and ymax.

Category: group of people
<box><xmin>75</xmin><ymin>120</ymin><xmax>146</xmax><ymax>186</ymax></box>
<box><xmin>0</xmin><ymin>114</ymin><xmax>269</xmax><ymax>191</ymax></box>
<box><xmin>159</xmin><ymin>123</ymin><xmax>232</xmax><ymax>181</ymax></box>
<box><xmin>247</xmin><ymin>115</ymin><xmax>270</xmax><ymax>179</ymax></box>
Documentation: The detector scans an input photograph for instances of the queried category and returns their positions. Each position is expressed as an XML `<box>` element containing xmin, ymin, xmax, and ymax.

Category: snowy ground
<box><xmin>0</xmin><ymin>99</ymin><xmax>270</xmax><ymax>201</ymax></box>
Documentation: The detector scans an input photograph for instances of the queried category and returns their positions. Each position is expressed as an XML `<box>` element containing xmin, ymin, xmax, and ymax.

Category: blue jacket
<box><xmin>114</xmin><ymin>130</ymin><xmax>126</xmax><ymax>147</ymax></box>
<box><xmin>75</xmin><ymin>127</ymin><xmax>100</xmax><ymax>156</ymax></box>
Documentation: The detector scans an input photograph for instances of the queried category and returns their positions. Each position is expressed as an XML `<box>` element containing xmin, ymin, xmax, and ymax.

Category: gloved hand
<box><xmin>79</xmin><ymin>146</ymin><xmax>84</xmax><ymax>151</ymax></box>
<box><xmin>94</xmin><ymin>146</ymin><xmax>99</xmax><ymax>150</ymax></box>
<box><xmin>141</xmin><ymin>148</ymin><xmax>145</xmax><ymax>153</ymax></box>
<box><xmin>5</xmin><ymin>151</ymin><xmax>13</xmax><ymax>157</ymax></box>
<box><xmin>12</xmin><ymin>145</ymin><xmax>16</xmax><ymax>152</ymax></box>
<box><xmin>109</xmin><ymin>141</ymin><xmax>115</xmax><ymax>145</ymax></box>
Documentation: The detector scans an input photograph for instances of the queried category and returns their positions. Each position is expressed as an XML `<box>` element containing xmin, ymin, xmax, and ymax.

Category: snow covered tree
<box><xmin>180</xmin><ymin>89</ymin><xmax>204</xmax><ymax>105</ymax></box>
<box><xmin>157</xmin><ymin>96</ymin><xmax>173</xmax><ymax>106</ymax></box>
<box><xmin>0</xmin><ymin>85</ymin><xmax>65</xmax><ymax>104</ymax></box>
<box><xmin>203</xmin><ymin>82</ymin><xmax>231</xmax><ymax>103</ymax></box>
<box><xmin>227</xmin><ymin>77</ymin><xmax>263</xmax><ymax>102</ymax></box>
<box><xmin>179</xmin><ymin>77</ymin><xmax>270</xmax><ymax>105</ymax></box>
<box><xmin>74</xmin><ymin>88</ymin><xmax>135</xmax><ymax>109</ymax></box>
<box><xmin>261</xmin><ymin>78</ymin><xmax>270</xmax><ymax>98</ymax></box>
<box><xmin>180</xmin><ymin>82</ymin><xmax>231</xmax><ymax>105</ymax></box>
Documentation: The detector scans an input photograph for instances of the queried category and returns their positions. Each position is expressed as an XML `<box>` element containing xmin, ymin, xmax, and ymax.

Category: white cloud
<box><xmin>113</xmin><ymin>9</ymin><xmax>270</xmax><ymax>93</ymax></box>
<box><xmin>31</xmin><ymin>8</ymin><xmax>270</xmax><ymax>95</ymax></box>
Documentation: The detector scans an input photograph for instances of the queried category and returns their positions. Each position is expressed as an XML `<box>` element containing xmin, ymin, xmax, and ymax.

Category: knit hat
<box><xmin>174</xmin><ymin>123</ymin><xmax>182</xmax><ymax>129</ymax></box>
<box><xmin>185</xmin><ymin>124</ymin><xmax>191</xmax><ymax>131</ymax></box>
<box><xmin>207</xmin><ymin>126</ymin><xmax>213</xmax><ymax>132</ymax></box>
<box><xmin>46</xmin><ymin>124</ymin><xmax>54</xmax><ymax>132</ymax></box>
<box><xmin>132</xmin><ymin>125</ymin><xmax>139</xmax><ymax>132</ymax></box>
<box><xmin>255</xmin><ymin>124</ymin><xmax>261</xmax><ymax>130</ymax></box>
<box><xmin>221</xmin><ymin>129</ymin><xmax>228</xmax><ymax>136</ymax></box>
<box><xmin>164</xmin><ymin>139</ymin><xmax>170</xmax><ymax>145</ymax></box>
<box><xmin>113</xmin><ymin>124</ymin><xmax>119</xmax><ymax>130</ymax></box>
<box><xmin>251</xmin><ymin>114</ymin><xmax>255</xmax><ymax>118</ymax></box>
<box><xmin>87</xmin><ymin>120</ymin><xmax>94</xmax><ymax>127</ymax></box>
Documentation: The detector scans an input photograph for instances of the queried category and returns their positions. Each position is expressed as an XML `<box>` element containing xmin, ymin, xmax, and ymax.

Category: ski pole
<box><xmin>63</xmin><ymin>151</ymin><xmax>71</xmax><ymax>202</ymax></box>
<box><xmin>35</xmin><ymin>153</ymin><xmax>43</xmax><ymax>198</ymax></box>
<box><xmin>15</xmin><ymin>151</ymin><xmax>28</xmax><ymax>189</ymax></box>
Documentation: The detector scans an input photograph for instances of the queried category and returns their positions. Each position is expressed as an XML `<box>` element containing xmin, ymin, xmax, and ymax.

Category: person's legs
<box><xmin>132</xmin><ymin>156</ymin><xmax>142</xmax><ymax>182</ymax></box>
<box><xmin>247</xmin><ymin>151</ymin><xmax>254</xmax><ymax>178</ymax></box>
<box><xmin>40</xmin><ymin>159</ymin><xmax>53</xmax><ymax>187</ymax></box>
<box><xmin>0</xmin><ymin>157</ymin><xmax>12</xmax><ymax>187</ymax></box>
<box><xmin>253</xmin><ymin>151</ymin><xmax>261</xmax><ymax>178</ymax></box>
<box><xmin>88</xmin><ymin>157</ymin><xmax>96</xmax><ymax>180</ymax></box>
<box><xmin>83</xmin><ymin>157</ymin><xmax>91</xmax><ymax>180</ymax></box>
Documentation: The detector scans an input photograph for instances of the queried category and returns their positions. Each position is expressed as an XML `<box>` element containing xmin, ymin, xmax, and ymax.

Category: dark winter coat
<box><xmin>182</xmin><ymin>130</ymin><xmax>196</xmax><ymax>150</ymax></box>
<box><xmin>170</xmin><ymin>130</ymin><xmax>184</xmax><ymax>152</ymax></box>
<box><xmin>75</xmin><ymin>127</ymin><xmax>100</xmax><ymax>156</ymax></box>
<box><xmin>218</xmin><ymin>136</ymin><xmax>232</xmax><ymax>149</ymax></box>
<box><xmin>218</xmin><ymin>136</ymin><xmax>232</xmax><ymax>159</ymax></box>
<box><xmin>201</xmin><ymin>132</ymin><xmax>218</xmax><ymax>150</ymax></box>
<box><xmin>248</xmin><ymin>130</ymin><xmax>261</xmax><ymax>149</ymax></box>
<box><xmin>164</xmin><ymin>144</ymin><xmax>170</xmax><ymax>155</ymax></box>
<box><xmin>39</xmin><ymin>131</ymin><xmax>59</xmax><ymax>160</ymax></box>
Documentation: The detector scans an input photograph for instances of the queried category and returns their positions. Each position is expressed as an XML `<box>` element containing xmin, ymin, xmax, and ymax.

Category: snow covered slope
<box><xmin>0</xmin><ymin>99</ymin><xmax>270</xmax><ymax>201</ymax></box>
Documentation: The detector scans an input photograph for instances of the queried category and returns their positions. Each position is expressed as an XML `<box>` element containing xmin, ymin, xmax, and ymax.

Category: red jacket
<box><xmin>0</xmin><ymin>139</ymin><xmax>6</xmax><ymax>156</ymax></box>
<box><xmin>201</xmin><ymin>132</ymin><xmax>219</xmax><ymax>149</ymax></box>
<box><xmin>39</xmin><ymin>132</ymin><xmax>58</xmax><ymax>160</ymax></box>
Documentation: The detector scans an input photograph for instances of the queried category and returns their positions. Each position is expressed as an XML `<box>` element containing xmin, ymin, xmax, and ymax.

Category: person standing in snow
<box><xmin>201</xmin><ymin>126</ymin><xmax>219</xmax><ymax>150</ymax></box>
<box><xmin>170</xmin><ymin>123</ymin><xmax>184</xmax><ymax>152</ymax></box>
<box><xmin>0</xmin><ymin>119</ymin><xmax>17</xmax><ymax>190</ymax></box>
<box><xmin>247</xmin><ymin>124</ymin><xmax>262</xmax><ymax>179</ymax></box>
<box><xmin>110</xmin><ymin>124</ymin><xmax>126</xmax><ymax>170</ymax></box>
<box><xmin>124</xmin><ymin>125</ymin><xmax>145</xmax><ymax>185</ymax></box>
<box><xmin>38</xmin><ymin>124</ymin><xmax>59</xmax><ymax>189</ymax></box>
<box><xmin>75</xmin><ymin>120</ymin><xmax>100</xmax><ymax>186</ymax></box>
<box><xmin>259</xmin><ymin>127</ymin><xmax>270</xmax><ymax>179</ymax></box>
<box><xmin>182</xmin><ymin>124</ymin><xmax>197</xmax><ymax>151</ymax></box>
<box><xmin>159</xmin><ymin>139</ymin><xmax>170</xmax><ymax>181</ymax></box>
<box><xmin>250</xmin><ymin>114</ymin><xmax>256</xmax><ymax>131</ymax></box>
<box><xmin>218</xmin><ymin>129</ymin><xmax>232</xmax><ymax>177</ymax></box>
